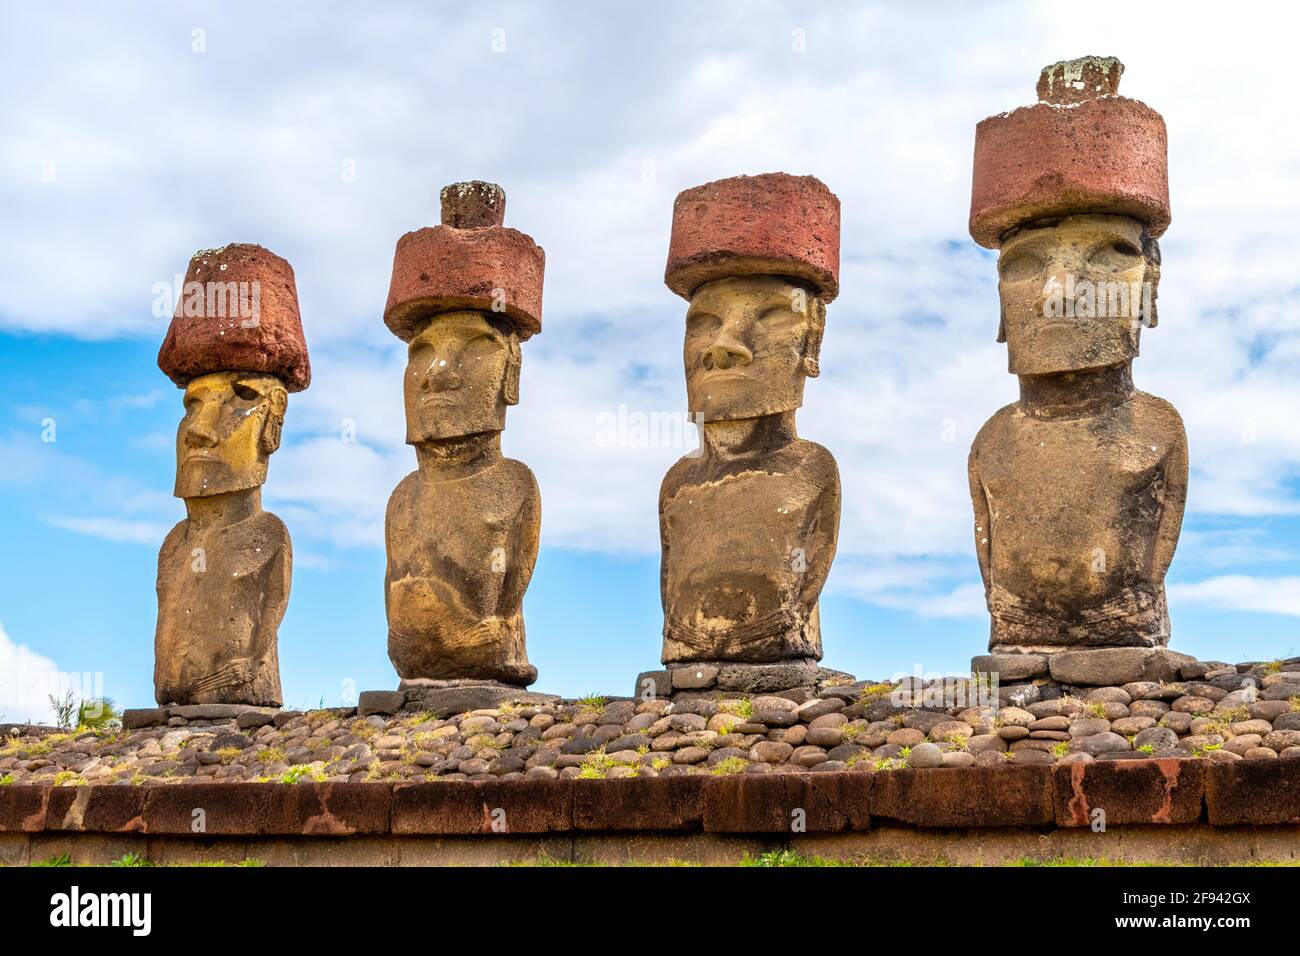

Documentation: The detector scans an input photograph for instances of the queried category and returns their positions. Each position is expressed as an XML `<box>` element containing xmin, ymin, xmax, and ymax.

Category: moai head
<box><xmin>384</xmin><ymin>181</ymin><xmax>543</xmax><ymax>443</ymax></box>
<box><xmin>665</xmin><ymin>173</ymin><xmax>839</xmax><ymax>423</ymax></box>
<box><xmin>970</xmin><ymin>57</ymin><xmax>1170</xmax><ymax>377</ymax></box>
<box><xmin>158</xmin><ymin>244</ymin><xmax>310</xmax><ymax>497</ymax></box>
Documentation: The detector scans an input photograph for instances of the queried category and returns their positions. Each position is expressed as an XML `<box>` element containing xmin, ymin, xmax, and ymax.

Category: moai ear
<box><xmin>1143</xmin><ymin>238</ymin><xmax>1161</xmax><ymax>329</ymax></box>
<box><xmin>802</xmin><ymin>296</ymin><xmax>826</xmax><ymax>378</ymax></box>
<box><xmin>997</xmin><ymin>305</ymin><xmax>1007</xmax><ymax>344</ymax></box>
<box><xmin>260</xmin><ymin>384</ymin><xmax>289</xmax><ymax>455</ymax></box>
<box><xmin>502</xmin><ymin>333</ymin><xmax>522</xmax><ymax>406</ymax></box>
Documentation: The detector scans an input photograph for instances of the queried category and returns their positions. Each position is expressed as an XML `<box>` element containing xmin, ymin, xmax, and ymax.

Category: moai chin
<box><xmin>660</xmin><ymin>173</ymin><xmax>842</xmax><ymax>667</ymax></box>
<box><xmin>382</xmin><ymin>181</ymin><xmax>543</xmax><ymax>687</ymax></box>
<box><xmin>967</xmin><ymin>57</ymin><xmax>1188</xmax><ymax>655</ymax></box>
<box><xmin>154</xmin><ymin>244</ymin><xmax>311</xmax><ymax>706</ymax></box>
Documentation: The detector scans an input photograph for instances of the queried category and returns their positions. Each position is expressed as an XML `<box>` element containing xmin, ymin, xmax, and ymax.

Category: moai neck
<box><xmin>702</xmin><ymin>410</ymin><xmax>798</xmax><ymax>458</ymax></box>
<box><xmin>414</xmin><ymin>430</ymin><xmax>503</xmax><ymax>479</ymax></box>
<box><xmin>1018</xmin><ymin>363</ymin><xmax>1135</xmax><ymax>419</ymax></box>
<box><xmin>184</xmin><ymin>488</ymin><xmax>262</xmax><ymax>530</ymax></box>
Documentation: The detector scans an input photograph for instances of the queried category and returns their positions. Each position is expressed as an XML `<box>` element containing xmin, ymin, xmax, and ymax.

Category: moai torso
<box><xmin>154</xmin><ymin>512</ymin><xmax>289</xmax><ymax>706</ymax></box>
<box><xmin>385</xmin><ymin>456</ymin><xmax>539</xmax><ymax>685</ymax></box>
<box><xmin>970</xmin><ymin>391</ymin><xmax>1186</xmax><ymax>650</ymax></box>
<box><xmin>661</xmin><ymin>433</ymin><xmax>839</xmax><ymax>664</ymax></box>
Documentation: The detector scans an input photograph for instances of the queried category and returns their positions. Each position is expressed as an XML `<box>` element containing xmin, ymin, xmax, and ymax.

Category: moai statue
<box><xmin>967</xmin><ymin>58</ymin><xmax>1188</xmax><ymax>672</ymax></box>
<box><xmin>383</xmin><ymin>182</ymin><xmax>543</xmax><ymax>688</ymax></box>
<box><xmin>659</xmin><ymin>173</ymin><xmax>842</xmax><ymax>681</ymax></box>
<box><xmin>155</xmin><ymin>244</ymin><xmax>310</xmax><ymax>706</ymax></box>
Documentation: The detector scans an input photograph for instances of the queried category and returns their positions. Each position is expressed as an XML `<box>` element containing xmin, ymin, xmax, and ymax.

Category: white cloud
<box><xmin>44</xmin><ymin>516</ymin><xmax>171</xmax><ymax>546</ymax></box>
<box><xmin>5</xmin><ymin>1</ymin><xmax>1300</xmax><ymax>618</ymax></box>
<box><xmin>0</xmin><ymin>622</ymin><xmax>75</xmax><ymax>724</ymax></box>
<box><xmin>1170</xmin><ymin>576</ymin><xmax>1300</xmax><ymax>617</ymax></box>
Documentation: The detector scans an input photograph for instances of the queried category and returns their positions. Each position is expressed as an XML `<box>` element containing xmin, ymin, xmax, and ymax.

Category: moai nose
<box><xmin>703</xmin><ymin>333</ymin><xmax>752</xmax><ymax>371</ymax></box>
<box><xmin>424</xmin><ymin>363</ymin><xmax>462</xmax><ymax>391</ymax></box>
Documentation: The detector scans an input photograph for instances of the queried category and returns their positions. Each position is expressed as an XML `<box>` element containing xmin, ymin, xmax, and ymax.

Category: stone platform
<box><xmin>1</xmin><ymin>762</ymin><xmax>1298</xmax><ymax>865</ymax></box>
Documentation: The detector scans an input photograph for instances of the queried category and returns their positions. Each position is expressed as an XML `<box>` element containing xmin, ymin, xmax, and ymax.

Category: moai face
<box><xmin>174</xmin><ymin>371</ymin><xmax>288</xmax><ymax>499</ymax></box>
<box><xmin>997</xmin><ymin>214</ymin><xmax>1158</xmax><ymax>376</ymax></box>
<box><xmin>684</xmin><ymin>275</ymin><xmax>824</xmax><ymax>423</ymax></box>
<box><xmin>403</xmin><ymin>311</ymin><xmax>521</xmax><ymax>444</ymax></box>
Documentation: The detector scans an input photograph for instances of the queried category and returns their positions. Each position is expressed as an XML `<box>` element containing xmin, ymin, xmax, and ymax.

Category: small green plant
<box><xmin>215</xmin><ymin>746</ymin><xmax>242</xmax><ymax>765</ymax></box>
<box><xmin>576</xmin><ymin>694</ymin><xmax>607</xmax><ymax>714</ymax></box>
<box><xmin>52</xmin><ymin>770</ymin><xmax>80</xmax><ymax>786</ymax></box>
<box><xmin>48</xmin><ymin>690</ymin><xmax>77</xmax><ymax>730</ymax></box>
<box><xmin>857</xmin><ymin>683</ymin><xmax>894</xmax><ymax>704</ymax></box>
<box><xmin>1137</xmin><ymin>744</ymin><xmax>1155</xmax><ymax>754</ymax></box>
<box><xmin>1289</xmin><ymin>695</ymin><xmax>1300</xmax><ymax>713</ymax></box>
<box><xmin>1086</xmin><ymin>702</ymin><xmax>1107</xmax><ymax>719</ymax></box>
<box><xmin>718</xmin><ymin>697</ymin><xmax>754</xmax><ymax>720</ymax></box>
<box><xmin>33</xmin><ymin>853</ymin><xmax>73</xmax><ymax>867</ymax></box>
<box><xmin>110</xmin><ymin>852</ymin><xmax>154</xmax><ymax>867</ymax></box>
<box><xmin>1192</xmin><ymin>742</ymin><xmax>1223</xmax><ymax>758</ymax></box>
<box><xmin>1264</xmin><ymin>659</ymin><xmax>1283</xmax><ymax>675</ymax></box>
<box><xmin>577</xmin><ymin>752</ymin><xmax>618</xmax><ymax>779</ymax></box>
<box><xmin>710</xmin><ymin>757</ymin><xmax>747</xmax><ymax>776</ymax></box>
<box><xmin>76</xmin><ymin>697</ymin><xmax>120</xmax><ymax>730</ymax></box>
<box><xmin>280</xmin><ymin>765</ymin><xmax>325</xmax><ymax>784</ymax></box>
<box><xmin>1052</xmin><ymin>741</ymin><xmax>1071</xmax><ymax>759</ymax></box>
<box><xmin>874</xmin><ymin>756</ymin><xmax>904</xmax><ymax>771</ymax></box>
<box><xmin>0</xmin><ymin>774</ymin><xmax>12</xmax><ymax>785</ymax></box>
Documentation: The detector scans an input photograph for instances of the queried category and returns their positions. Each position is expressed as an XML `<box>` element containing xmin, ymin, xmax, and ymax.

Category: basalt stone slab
<box><xmin>357</xmin><ymin>690</ymin><xmax>407</xmax><ymax>717</ymax></box>
<box><xmin>401</xmin><ymin>685</ymin><xmax>559</xmax><ymax>718</ymax></box>
<box><xmin>0</xmin><ymin>786</ymin><xmax>51</xmax><ymax>833</ymax></box>
<box><xmin>1053</xmin><ymin>757</ymin><xmax>1204</xmax><ymax>827</ymax></box>
<box><xmin>168</xmin><ymin>704</ymin><xmax>280</xmax><ymax>721</ymax></box>
<box><xmin>142</xmin><ymin>783</ymin><xmax>390</xmax><ymax>836</ymax></box>
<box><xmin>633</xmin><ymin>669</ymin><xmax>671</xmax><ymax>700</ymax></box>
<box><xmin>574</xmin><ymin>776</ymin><xmax>704</xmax><ymax>831</ymax></box>
<box><xmin>702</xmin><ymin>772</ymin><xmax>867</xmax><ymax>833</ymax></box>
<box><xmin>869</xmin><ymin>766</ymin><xmax>1054</xmax><ymax>827</ymax></box>
<box><xmin>1049</xmin><ymin>648</ymin><xmax>1193</xmax><ymax>687</ymax></box>
<box><xmin>122</xmin><ymin>708</ymin><xmax>170</xmax><ymax>730</ymax></box>
<box><xmin>669</xmin><ymin>664</ymin><xmax>719</xmax><ymax>690</ymax></box>
<box><xmin>971</xmin><ymin>653</ymin><xmax>1048</xmax><ymax>682</ymax></box>
<box><xmin>1206</xmin><ymin>760</ymin><xmax>1300</xmax><ymax>826</ymax></box>
<box><xmin>44</xmin><ymin>786</ymin><xmax>148</xmax><ymax>833</ymax></box>
<box><xmin>392</xmin><ymin>779</ymin><xmax>572</xmax><ymax>835</ymax></box>
<box><xmin>716</xmin><ymin>660</ymin><xmax>821</xmax><ymax>693</ymax></box>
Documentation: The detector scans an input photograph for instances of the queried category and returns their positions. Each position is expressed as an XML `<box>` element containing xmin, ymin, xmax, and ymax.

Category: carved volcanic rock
<box><xmin>158</xmin><ymin>243</ymin><xmax>310</xmax><ymax>392</ymax></box>
<box><xmin>665</xmin><ymin>172</ymin><xmax>840</xmax><ymax>302</ymax></box>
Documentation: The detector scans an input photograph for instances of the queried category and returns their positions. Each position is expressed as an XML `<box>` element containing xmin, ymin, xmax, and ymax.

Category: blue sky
<box><xmin>2</xmin><ymin>1</ymin><xmax>1299</xmax><ymax>720</ymax></box>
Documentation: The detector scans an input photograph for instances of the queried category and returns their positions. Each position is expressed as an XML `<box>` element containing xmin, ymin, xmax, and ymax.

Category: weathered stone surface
<box><xmin>870</xmin><ymin>766</ymin><xmax>1054</xmax><ymax>826</ymax></box>
<box><xmin>385</xmin><ymin>184</ymin><xmax>543</xmax><ymax>342</ymax></box>
<box><xmin>968</xmin><ymin>61</ymin><xmax>1184</xmax><ymax>660</ymax></box>
<box><xmin>633</xmin><ymin>670</ymin><xmax>670</xmax><ymax>700</ymax></box>
<box><xmin>1049</xmin><ymin>649</ymin><xmax>1191</xmax><ymax>686</ymax></box>
<box><xmin>670</xmin><ymin>664</ymin><xmax>719</xmax><ymax>690</ymax></box>
<box><xmin>715</xmin><ymin>660</ymin><xmax>821</xmax><ymax>692</ymax></box>
<box><xmin>158</xmin><ymin>243</ymin><xmax>311</xmax><ymax>392</ymax></box>
<box><xmin>1054</xmin><ymin>758</ymin><xmax>1203</xmax><ymax>826</ymax></box>
<box><xmin>665</xmin><ymin>173</ymin><xmax>840</xmax><ymax>302</ymax></box>
<box><xmin>970</xmin><ymin>653</ymin><xmax>1048</xmax><ymax>682</ymax></box>
<box><xmin>145</xmin><ymin>783</ymin><xmax>390</xmax><ymax>835</ymax></box>
<box><xmin>122</xmin><ymin>708</ymin><xmax>169</xmax><ymax>729</ymax></box>
<box><xmin>392</xmin><ymin>779</ymin><xmax>570</xmax><ymax>834</ymax></box>
<box><xmin>573</xmin><ymin>776</ymin><xmax>704</xmax><ymax>831</ymax></box>
<box><xmin>358</xmin><ymin>691</ymin><xmax>407</xmax><ymax>717</ymax></box>
<box><xmin>970</xmin><ymin>58</ymin><xmax>1169</xmax><ymax>248</ymax></box>
<box><xmin>703</xmin><ymin>772</ymin><xmax>866</xmax><ymax>832</ymax></box>
<box><xmin>1206</xmin><ymin>761</ymin><xmax>1300</xmax><ymax>825</ymax></box>
<box><xmin>384</xmin><ymin>185</ymin><xmax>543</xmax><ymax>687</ymax></box>
<box><xmin>659</xmin><ymin>186</ymin><xmax>842</xmax><ymax>671</ymax></box>
<box><xmin>155</xmin><ymin>344</ymin><xmax>301</xmax><ymax>707</ymax></box>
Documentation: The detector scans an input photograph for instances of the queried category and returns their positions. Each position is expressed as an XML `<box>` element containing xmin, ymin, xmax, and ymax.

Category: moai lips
<box><xmin>659</xmin><ymin>172</ymin><xmax>842</xmax><ymax>670</ymax></box>
<box><xmin>384</xmin><ymin>180</ymin><xmax>544</xmax><ymax>343</ymax></box>
<box><xmin>154</xmin><ymin>243</ymin><xmax>308</xmax><ymax>708</ymax></box>
<box><xmin>969</xmin><ymin>55</ymin><xmax>1170</xmax><ymax>249</ymax></box>
<box><xmin>158</xmin><ymin>244</ymin><xmax>311</xmax><ymax>392</ymax></box>
<box><xmin>966</xmin><ymin>59</ymin><xmax>1188</xmax><ymax>657</ymax></box>
<box><xmin>383</xmin><ymin>182</ymin><xmax>543</xmax><ymax>688</ymax></box>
